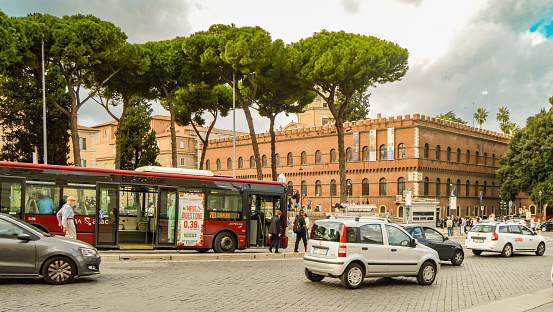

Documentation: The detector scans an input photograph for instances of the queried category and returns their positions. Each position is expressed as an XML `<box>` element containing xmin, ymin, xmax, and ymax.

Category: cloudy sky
<box><xmin>1</xmin><ymin>0</ymin><xmax>552</xmax><ymax>133</ymax></box>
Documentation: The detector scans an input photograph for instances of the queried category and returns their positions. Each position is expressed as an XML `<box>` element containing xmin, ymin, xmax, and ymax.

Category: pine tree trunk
<box><xmin>269</xmin><ymin>115</ymin><xmax>277</xmax><ymax>181</ymax></box>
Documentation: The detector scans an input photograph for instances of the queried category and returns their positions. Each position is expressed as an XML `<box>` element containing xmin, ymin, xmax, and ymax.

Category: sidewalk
<box><xmin>461</xmin><ymin>288</ymin><xmax>553</xmax><ymax>312</ymax></box>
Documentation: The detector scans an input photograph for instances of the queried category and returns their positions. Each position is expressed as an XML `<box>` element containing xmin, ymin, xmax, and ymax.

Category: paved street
<box><xmin>1</xmin><ymin>231</ymin><xmax>553</xmax><ymax>312</ymax></box>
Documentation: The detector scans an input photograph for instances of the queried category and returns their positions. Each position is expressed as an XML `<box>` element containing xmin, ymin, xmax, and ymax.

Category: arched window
<box><xmin>331</xmin><ymin>149</ymin><xmax>337</xmax><ymax>163</ymax></box>
<box><xmin>397</xmin><ymin>177</ymin><xmax>405</xmax><ymax>196</ymax></box>
<box><xmin>491</xmin><ymin>182</ymin><xmax>495</xmax><ymax>197</ymax></box>
<box><xmin>446</xmin><ymin>178</ymin><xmax>451</xmax><ymax>194</ymax></box>
<box><xmin>483</xmin><ymin>181</ymin><xmax>487</xmax><ymax>196</ymax></box>
<box><xmin>301</xmin><ymin>181</ymin><xmax>307</xmax><ymax>197</ymax></box>
<box><xmin>484</xmin><ymin>152</ymin><xmax>488</xmax><ymax>166</ymax></box>
<box><xmin>262</xmin><ymin>155</ymin><xmax>267</xmax><ymax>167</ymax></box>
<box><xmin>436</xmin><ymin>178</ymin><xmax>441</xmax><ymax>196</ymax></box>
<box><xmin>238</xmin><ymin>157</ymin><xmax>243</xmax><ymax>169</ymax></box>
<box><xmin>362</xmin><ymin>147</ymin><xmax>369</xmax><ymax>161</ymax></box>
<box><xmin>466</xmin><ymin>180</ymin><xmax>470</xmax><ymax>197</ymax></box>
<box><xmin>456</xmin><ymin>179</ymin><xmax>461</xmax><ymax>197</ymax></box>
<box><xmin>397</xmin><ymin>143</ymin><xmax>406</xmax><ymax>159</ymax></box>
<box><xmin>216</xmin><ymin>159</ymin><xmax>221</xmax><ymax>170</ymax></box>
<box><xmin>446</xmin><ymin>205</ymin><xmax>450</xmax><ymax>217</ymax></box>
<box><xmin>301</xmin><ymin>151</ymin><xmax>307</xmax><ymax>165</ymax></box>
<box><xmin>315</xmin><ymin>180</ymin><xmax>322</xmax><ymax>197</ymax></box>
<box><xmin>288</xmin><ymin>181</ymin><xmax>293</xmax><ymax>195</ymax></box>
<box><xmin>380</xmin><ymin>206</ymin><xmax>386</xmax><ymax>214</ymax></box>
<box><xmin>424</xmin><ymin>143</ymin><xmax>429</xmax><ymax>158</ymax></box>
<box><xmin>530</xmin><ymin>205</ymin><xmax>536</xmax><ymax>214</ymax></box>
<box><xmin>474</xmin><ymin>180</ymin><xmax>479</xmax><ymax>197</ymax></box>
<box><xmin>492</xmin><ymin>154</ymin><xmax>495</xmax><ymax>167</ymax></box>
<box><xmin>379</xmin><ymin>178</ymin><xmax>387</xmax><ymax>196</ymax></box>
<box><xmin>466</xmin><ymin>206</ymin><xmax>470</xmax><ymax>216</ymax></box>
<box><xmin>315</xmin><ymin>150</ymin><xmax>321</xmax><ymax>164</ymax></box>
<box><xmin>466</xmin><ymin>150</ymin><xmax>470</xmax><ymax>164</ymax></box>
<box><xmin>287</xmin><ymin>152</ymin><xmax>293</xmax><ymax>166</ymax></box>
<box><xmin>380</xmin><ymin>144</ymin><xmax>387</xmax><ymax>160</ymax></box>
<box><xmin>447</xmin><ymin>147</ymin><xmax>451</xmax><ymax>162</ymax></box>
<box><xmin>275</xmin><ymin>154</ymin><xmax>280</xmax><ymax>167</ymax></box>
<box><xmin>398</xmin><ymin>206</ymin><xmax>404</xmax><ymax>218</ymax></box>
<box><xmin>436</xmin><ymin>145</ymin><xmax>441</xmax><ymax>160</ymax></box>
<box><xmin>424</xmin><ymin>177</ymin><xmax>429</xmax><ymax>196</ymax></box>
<box><xmin>457</xmin><ymin>148</ymin><xmax>461</xmax><ymax>162</ymax></box>
<box><xmin>346</xmin><ymin>147</ymin><xmax>353</xmax><ymax>162</ymax></box>
<box><xmin>206</xmin><ymin>160</ymin><xmax>210</xmax><ymax>171</ymax></box>
<box><xmin>330</xmin><ymin>179</ymin><xmax>337</xmax><ymax>197</ymax></box>
<box><xmin>250</xmin><ymin>156</ymin><xmax>255</xmax><ymax>168</ymax></box>
<box><xmin>362</xmin><ymin>178</ymin><xmax>370</xmax><ymax>196</ymax></box>
<box><xmin>346</xmin><ymin>179</ymin><xmax>353</xmax><ymax>196</ymax></box>
<box><xmin>475</xmin><ymin>151</ymin><xmax>479</xmax><ymax>165</ymax></box>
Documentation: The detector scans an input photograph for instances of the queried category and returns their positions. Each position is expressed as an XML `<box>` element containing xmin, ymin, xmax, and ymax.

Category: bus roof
<box><xmin>135</xmin><ymin>166</ymin><xmax>214</xmax><ymax>177</ymax></box>
<box><xmin>0</xmin><ymin>161</ymin><xmax>286</xmax><ymax>187</ymax></box>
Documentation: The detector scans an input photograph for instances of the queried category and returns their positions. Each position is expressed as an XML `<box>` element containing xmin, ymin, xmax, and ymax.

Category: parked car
<box><xmin>465</xmin><ymin>222</ymin><xmax>545</xmax><ymax>257</ymax></box>
<box><xmin>542</xmin><ymin>219</ymin><xmax>553</xmax><ymax>231</ymax></box>
<box><xmin>403</xmin><ymin>224</ymin><xmax>464</xmax><ymax>266</ymax></box>
<box><xmin>303</xmin><ymin>217</ymin><xmax>440</xmax><ymax>289</ymax></box>
<box><xmin>0</xmin><ymin>213</ymin><xmax>101</xmax><ymax>284</ymax></box>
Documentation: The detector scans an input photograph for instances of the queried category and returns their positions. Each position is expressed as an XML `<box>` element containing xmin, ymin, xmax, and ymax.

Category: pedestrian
<box><xmin>536</xmin><ymin>218</ymin><xmax>542</xmax><ymax>234</ymax></box>
<box><xmin>37</xmin><ymin>194</ymin><xmax>55</xmax><ymax>214</ymax></box>
<box><xmin>57</xmin><ymin>196</ymin><xmax>77</xmax><ymax>239</ymax></box>
<box><xmin>294</xmin><ymin>210</ymin><xmax>308</xmax><ymax>253</ymax></box>
<box><xmin>446</xmin><ymin>217</ymin><xmax>453</xmax><ymax>236</ymax></box>
<box><xmin>461</xmin><ymin>218</ymin><xmax>467</xmax><ymax>234</ymax></box>
<box><xmin>268</xmin><ymin>210</ymin><xmax>283</xmax><ymax>253</ymax></box>
<box><xmin>489</xmin><ymin>214</ymin><xmax>495</xmax><ymax>222</ymax></box>
<box><xmin>531</xmin><ymin>217</ymin><xmax>536</xmax><ymax>232</ymax></box>
<box><xmin>304</xmin><ymin>212</ymin><xmax>310</xmax><ymax>239</ymax></box>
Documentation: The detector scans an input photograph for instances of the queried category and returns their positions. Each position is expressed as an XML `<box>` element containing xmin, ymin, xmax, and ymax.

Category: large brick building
<box><xmin>205</xmin><ymin>107</ymin><xmax>536</xmax><ymax>220</ymax></box>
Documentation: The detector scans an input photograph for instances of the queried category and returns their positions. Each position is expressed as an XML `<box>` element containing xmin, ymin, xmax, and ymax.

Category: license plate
<box><xmin>313</xmin><ymin>247</ymin><xmax>328</xmax><ymax>255</ymax></box>
<box><xmin>473</xmin><ymin>238</ymin><xmax>484</xmax><ymax>243</ymax></box>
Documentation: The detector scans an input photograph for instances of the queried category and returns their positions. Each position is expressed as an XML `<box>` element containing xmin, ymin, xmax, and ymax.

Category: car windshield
<box><xmin>5</xmin><ymin>215</ymin><xmax>50</xmax><ymax>236</ymax></box>
<box><xmin>311</xmin><ymin>221</ymin><xmax>342</xmax><ymax>242</ymax></box>
<box><xmin>470</xmin><ymin>224</ymin><xmax>495</xmax><ymax>233</ymax></box>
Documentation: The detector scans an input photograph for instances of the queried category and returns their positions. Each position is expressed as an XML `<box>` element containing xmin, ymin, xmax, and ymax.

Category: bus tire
<box><xmin>213</xmin><ymin>232</ymin><xmax>236</xmax><ymax>253</ymax></box>
<box><xmin>42</xmin><ymin>256</ymin><xmax>76</xmax><ymax>285</ymax></box>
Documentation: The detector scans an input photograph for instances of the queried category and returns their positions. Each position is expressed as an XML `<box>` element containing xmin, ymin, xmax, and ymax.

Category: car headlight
<box><xmin>79</xmin><ymin>247</ymin><xmax>99</xmax><ymax>257</ymax></box>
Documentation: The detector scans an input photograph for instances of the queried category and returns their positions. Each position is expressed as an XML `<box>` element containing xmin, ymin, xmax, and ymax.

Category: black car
<box><xmin>542</xmin><ymin>219</ymin><xmax>553</xmax><ymax>231</ymax></box>
<box><xmin>403</xmin><ymin>224</ymin><xmax>464</xmax><ymax>266</ymax></box>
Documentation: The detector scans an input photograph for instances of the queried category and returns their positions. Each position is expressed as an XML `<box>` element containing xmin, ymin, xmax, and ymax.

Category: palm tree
<box><xmin>474</xmin><ymin>108</ymin><xmax>488</xmax><ymax>129</ymax></box>
<box><xmin>496</xmin><ymin>106</ymin><xmax>514</xmax><ymax>134</ymax></box>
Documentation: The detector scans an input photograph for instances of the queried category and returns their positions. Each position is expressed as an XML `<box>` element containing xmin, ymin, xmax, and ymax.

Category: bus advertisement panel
<box><xmin>178</xmin><ymin>192</ymin><xmax>204</xmax><ymax>247</ymax></box>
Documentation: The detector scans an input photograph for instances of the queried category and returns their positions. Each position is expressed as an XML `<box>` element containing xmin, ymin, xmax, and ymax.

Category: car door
<box><xmin>385</xmin><ymin>224</ymin><xmax>418</xmax><ymax>274</ymax></box>
<box><xmin>359</xmin><ymin>224</ymin><xmax>388</xmax><ymax>273</ymax></box>
<box><xmin>0</xmin><ymin>218</ymin><xmax>36</xmax><ymax>274</ymax></box>
<box><xmin>520</xmin><ymin>226</ymin><xmax>539</xmax><ymax>250</ymax></box>
<box><xmin>508</xmin><ymin>225</ymin><xmax>523</xmax><ymax>251</ymax></box>
<box><xmin>423</xmin><ymin>227</ymin><xmax>453</xmax><ymax>260</ymax></box>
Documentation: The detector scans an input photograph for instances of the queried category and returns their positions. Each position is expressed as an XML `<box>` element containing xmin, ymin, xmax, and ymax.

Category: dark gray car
<box><xmin>0</xmin><ymin>213</ymin><xmax>101</xmax><ymax>284</ymax></box>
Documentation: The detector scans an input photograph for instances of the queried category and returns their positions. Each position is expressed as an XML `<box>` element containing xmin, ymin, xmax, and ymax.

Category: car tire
<box><xmin>417</xmin><ymin>261</ymin><xmax>436</xmax><ymax>285</ymax></box>
<box><xmin>536</xmin><ymin>242</ymin><xmax>546</xmax><ymax>256</ymax></box>
<box><xmin>451</xmin><ymin>250</ymin><xmax>464</xmax><ymax>266</ymax></box>
<box><xmin>472</xmin><ymin>250</ymin><xmax>482</xmax><ymax>256</ymax></box>
<box><xmin>212</xmin><ymin>232</ymin><xmax>236</xmax><ymax>253</ymax></box>
<box><xmin>501</xmin><ymin>243</ymin><xmax>513</xmax><ymax>257</ymax></box>
<box><xmin>340</xmin><ymin>263</ymin><xmax>364</xmax><ymax>289</ymax></box>
<box><xmin>305</xmin><ymin>269</ymin><xmax>325</xmax><ymax>282</ymax></box>
<box><xmin>41</xmin><ymin>256</ymin><xmax>76</xmax><ymax>285</ymax></box>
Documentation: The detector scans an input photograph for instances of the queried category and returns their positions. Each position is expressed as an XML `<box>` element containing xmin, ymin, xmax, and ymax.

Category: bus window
<box><xmin>62</xmin><ymin>186</ymin><xmax>96</xmax><ymax>217</ymax></box>
<box><xmin>25</xmin><ymin>183</ymin><xmax>59</xmax><ymax>215</ymax></box>
<box><xmin>206</xmin><ymin>192</ymin><xmax>242</xmax><ymax>221</ymax></box>
<box><xmin>1</xmin><ymin>181</ymin><xmax>22</xmax><ymax>216</ymax></box>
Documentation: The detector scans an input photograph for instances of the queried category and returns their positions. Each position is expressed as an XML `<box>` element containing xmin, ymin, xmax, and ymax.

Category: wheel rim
<box><xmin>220</xmin><ymin>236</ymin><xmax>233</xmax><ymax>251</ymax></box>
<box><xmin>454</xmin><ymin>252</ymin><xmax>463</xmax><ymax>263</ymax></box>
<box><xmin>505</xmin><ymin>245</ymin><xmax>512</xmax><ymax>256</ymax></box>
<box><xmin>47</xmin><ymin>260</ymin><xmax>72</xmax><ymax>282</ymax></box>
<box><xmin>422</xmin><ymin>265</ymin><xmax>435</xmax><ymax>282</ymax></box>
<box><xmin>538</xmin><ymin>244</ymin><xmax>545</xmax><ymax>254</ymax></box>
<box><xmin>348</xmin><ymin>267</ymin><xmax>363</xmax><ymax>286</ymax></box>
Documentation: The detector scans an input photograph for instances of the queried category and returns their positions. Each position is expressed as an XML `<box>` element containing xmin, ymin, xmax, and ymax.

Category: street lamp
<box><xmin>299</xmin><ymin>167</ymin><xmax>303</xmax><ymax>210</ymax></box>
<box><xmin>539</xmin><ymin>190</ymin><xmax>542</xmax><ymax>218</ymax></box>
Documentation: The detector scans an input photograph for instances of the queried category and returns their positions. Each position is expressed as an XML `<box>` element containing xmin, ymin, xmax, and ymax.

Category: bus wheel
<box><xmin>213</xmin><ymin>232</ymin><xmax>236</xmax><ymax>253</ymax></box>
<box><xmin>42</xmin><ymin>256</ymin><xmax>76</xmax><ymax>285</ymax></box>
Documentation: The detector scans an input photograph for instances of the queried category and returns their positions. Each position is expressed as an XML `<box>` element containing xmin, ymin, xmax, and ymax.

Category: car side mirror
<box><xmin>411</xmin><ymin>238</ymin><xmax>418</xmax><ymax>247</ymax></box>
<box><xmin>18</xmin><ymin>233</ymin><xmax>32</xmax><ymax>241</ymax></box>
<box><xmin>443</xmin><ymin>236</ymin><xmax>449</xmax><ymax>241</ymax></box>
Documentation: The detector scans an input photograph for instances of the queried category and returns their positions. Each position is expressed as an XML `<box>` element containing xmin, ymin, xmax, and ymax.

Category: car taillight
<box><xmin>338</xmin><ymin>224</ymin><xmax>347</xmax><ymax>257</ymax></box>
<box><xmin>492</xmin><ymin>233</ymin><xmax>499</xmax><ymax>241</ymax></box>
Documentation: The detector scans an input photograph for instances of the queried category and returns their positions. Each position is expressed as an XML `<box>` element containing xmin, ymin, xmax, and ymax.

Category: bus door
<box><xmin>155</xmin><ymin>187</ymin><xmax>179</xmax><ymax>248</ymax></box>
<box><xmin>95</xmin><ymin>183</ymin><xmax>119</xmax><ymax>248</ymax></box>
<box><xmin>247</xmin><ymin>193</ymin><xmax>283</xmax><ymax>248</ymax></box>
<box><xmin>117</xmin><ymin>185</ymin><xmax>158</xmax><ymax>248</ymax></box>
<box><xmin>0</xmin><ymin>177</ymin><xmax>24</xmax><ymax>220</ymax></box>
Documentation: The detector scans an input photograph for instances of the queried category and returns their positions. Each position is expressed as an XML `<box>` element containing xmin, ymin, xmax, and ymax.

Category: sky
<box><xmin>1</xmin><ymin>0</ymin><xmax>553</xmax><ymax>133</ymax></box>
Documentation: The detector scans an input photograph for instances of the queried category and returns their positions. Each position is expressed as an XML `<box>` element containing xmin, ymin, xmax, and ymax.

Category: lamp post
<box><xmin>299</xmin><ymin>167</ymin><xmax>303</xmax><ymax>210</ymax></box>
<box><xmin>539</xmin><ymin>190</ymin><xmax>542</xmax><ymax>218</ymax></box>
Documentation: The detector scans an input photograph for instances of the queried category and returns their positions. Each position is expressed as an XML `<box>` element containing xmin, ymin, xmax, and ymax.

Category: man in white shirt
<box><xmin>57</xmin><ymin>196</ymin><xmax>77</xmax><ymax>239</ymax></box>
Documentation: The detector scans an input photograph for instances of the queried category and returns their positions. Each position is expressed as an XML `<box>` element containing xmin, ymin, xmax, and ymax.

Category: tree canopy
<box><xmin>436</xmin><ymin>111</ymin><xmax>467</xmax><ymax>124</ymax></box>
<box><xmin>474</xmin><ymin>108</ymin><xmax>488</xmax><ymax>129</ymax></box>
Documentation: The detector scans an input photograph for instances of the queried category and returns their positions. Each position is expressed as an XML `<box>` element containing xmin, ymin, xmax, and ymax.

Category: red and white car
<box><xmin>465</xmin><ymin>222</ymin><xmax>545</xmax><ymax>257</ymax></box>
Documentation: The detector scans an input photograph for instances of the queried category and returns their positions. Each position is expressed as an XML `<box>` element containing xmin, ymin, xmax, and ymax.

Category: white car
<box><xmin>303</xmin><ymin>217</ymin><xmax>440</xmax><ymax>289</ymax></box>
<box><xmin>465</xmin><ymin>222</ymin><xmax>545</xmax><ymax>257</ymax></box>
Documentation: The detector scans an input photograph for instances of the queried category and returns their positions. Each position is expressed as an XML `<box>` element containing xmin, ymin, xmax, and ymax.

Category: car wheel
<box><xmin>417</xmin><ymin>261</ymin><xmax>436</xmax><ymax>285</ymax></box>
<box><xmin>451</xmin><ymin>250</ymin><xmax>464</xmax><ymax>266</ymax></box>
<box><xmin>340</xmin><ymin>263</ymin><xmax>364</xmax><ymax>289</ymax></box>
<box><xmin>213</xmin><ymin>232</ymin><xmax>236</xmax><ymax>253</ymax></box>
<box><xmin>536</xmin><ymin>242</ymin><xmax>546</xmax><ymax>256</ymax></box>
<box><xmin>501</xmin><ymin>243</ymin><xmax>513</xmax><ymax>257</ymax></box>
<box><xmin>305</xmin><ymin>269</ymin><xmax>324</xmax><ymax>282</ymax></box>
<box><xmin>472</xmin><ymin>250</ymin><xmax>482</xmax><ymax>256</ymax></box>
<box><xmin>41</xmin><ymin>256</ymin><xmax>76</xmax><ymax>285</ymax></box>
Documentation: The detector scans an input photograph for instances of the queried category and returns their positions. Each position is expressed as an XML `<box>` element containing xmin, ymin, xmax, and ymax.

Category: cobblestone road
<box><xmin>1</xmin><ymin>235</ymin><xmax>553</xmax><ymax>312</ymax></box>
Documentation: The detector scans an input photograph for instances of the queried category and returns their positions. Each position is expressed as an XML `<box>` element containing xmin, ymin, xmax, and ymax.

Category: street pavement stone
<box><xmin>1</xmin><ymin>230</ymin><xmax>553</xmax><ymax>312</ymax></box>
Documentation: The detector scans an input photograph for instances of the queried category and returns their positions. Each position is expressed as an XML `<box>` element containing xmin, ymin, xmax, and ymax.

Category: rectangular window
<box><xmin>104</xmin><ymin>129</ymin><xmax>107</xmax><ymax>138</ymax></box>
<box><xmin>25</xmin><ymin>183</ymin><xmax>60</xmax><ymax>215</ymax></box>
<box><xmin>1</xmin><ymin>181</ymin><xmax>22</xmax><ymax>215</ymax></box>
<box><xmin>180</xmin><ymin>158</ymin><xmax>185</xmax><ymax>166</ymax></box>
<box><xmin>205</xmin><ymin>192</ymin><xmax>242</xmax><ymax>221</ymax></box>
<box><xmin>360</xmin><ymin>224</ymin><xmax>383</xmax><ymax>244</ymax></box>
<box><xmin>79</xmin><ymin>137</ymin><xmax>87</xmax><ymax>150</ymax></box>
<box><xmin>81</xmin><ymin>159</ymin><xmax>87</xmax><ymax>167</ymax></box>
<box><xmin>180</xmin><ymin>141</ymin><xmax>184</xmax><ymax>149</ymax></box>
<box><xmin>63</xmin><ymin>184</ymin><xmax>96</xmax><ymax>216</ymax></box>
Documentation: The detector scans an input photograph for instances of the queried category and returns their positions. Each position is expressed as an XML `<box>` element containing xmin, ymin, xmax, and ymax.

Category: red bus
<box><xmin>0</xmin><ymin>161</ymin><xmax>288</xmax><ymax>252</ymax></box>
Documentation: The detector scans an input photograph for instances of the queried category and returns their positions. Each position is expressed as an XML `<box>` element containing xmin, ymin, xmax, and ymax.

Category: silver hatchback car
<box><xmin>303</xmin><ymin>217</ymin><xmax>440</xmax><ymax>288</ymax></box>
<box><xmin>0</xmin><ymin>213</ymin><xmax>101</xmax><ymax>284</ymax></box>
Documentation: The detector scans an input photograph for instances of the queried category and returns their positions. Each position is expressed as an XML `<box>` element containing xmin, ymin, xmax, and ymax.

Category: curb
<box><xmin>461</xmin><ymin>288</ymin><xmax>553</xmax><ymax>312</ymax></box>
<box><xmin>100</xmin><ymin>252</ymin><xmax>305</xmax><ymax>262</ymax></box>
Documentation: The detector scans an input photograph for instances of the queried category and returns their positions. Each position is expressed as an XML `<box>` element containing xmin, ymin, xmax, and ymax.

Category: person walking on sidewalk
<box><xmin>461</xmin><ymin>218</ymin><xmax>467</xmax><ymax>234</ymax></box>
<box><xmin>294</xmin><ymin>210</ymin><xmax>308</xmax><ymax>252</ymax></box>
<box><xmin>268</xmin><ymin>210</ymin><xmax>283</xmax><ymax>253</ymax></box>
<box><xmin>446</xmin><ymin>217</ymin><xmax>453</xmax><ymax>236</ymax></box>
<box><xmin>57</xmin><ymin>196</ymin><xmax>77</xmax><ymax>239</ymax></box>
